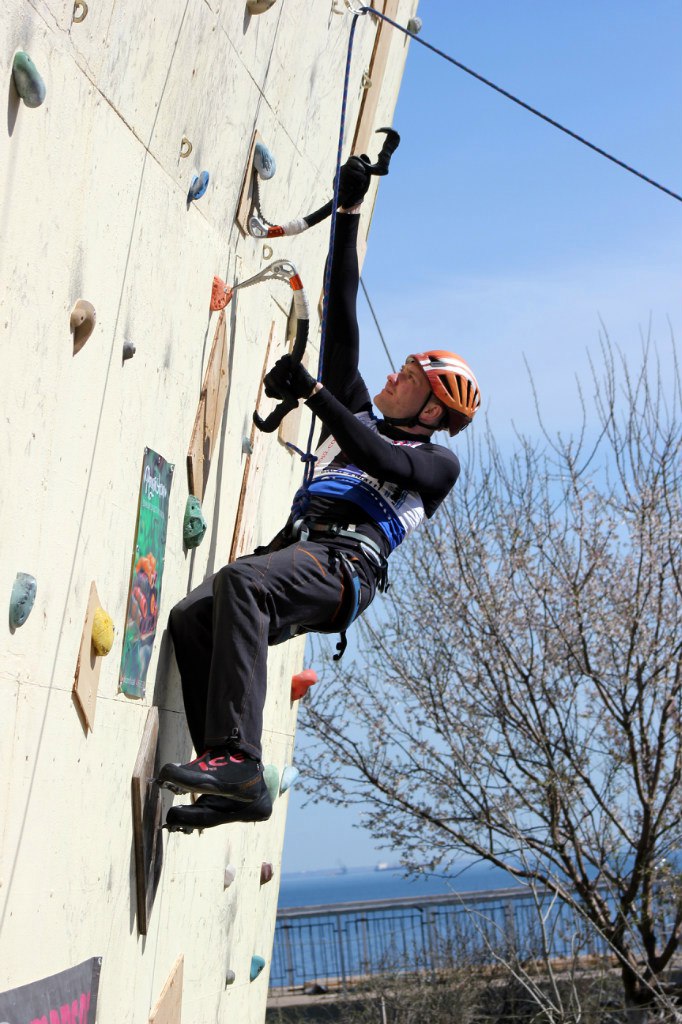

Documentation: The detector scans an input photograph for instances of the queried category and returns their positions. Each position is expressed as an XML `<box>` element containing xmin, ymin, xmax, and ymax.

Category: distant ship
<box><xmin>375</xmin><ymin>862</ymin><xmax>390</xmax><ymax>872</ymax></box>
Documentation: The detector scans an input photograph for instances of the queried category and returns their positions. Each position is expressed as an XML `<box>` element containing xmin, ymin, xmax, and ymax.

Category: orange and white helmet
<box><xmin>408</xmin><ymin>350</ymin><xmax>481</xmax><ymax>436</ymax></box>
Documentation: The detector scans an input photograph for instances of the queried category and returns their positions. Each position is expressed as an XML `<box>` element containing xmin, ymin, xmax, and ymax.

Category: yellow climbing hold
<box><xmin>91</xmin><ymin>607</ymin><xmax>114</xmax><ymax>656</ymax></box>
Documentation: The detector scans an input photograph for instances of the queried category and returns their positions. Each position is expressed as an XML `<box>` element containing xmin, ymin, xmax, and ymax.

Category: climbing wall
<box><xmin>0</xmin><ymin>1</ymin><xmax>416</xmax><ymax>1021</ymax></box>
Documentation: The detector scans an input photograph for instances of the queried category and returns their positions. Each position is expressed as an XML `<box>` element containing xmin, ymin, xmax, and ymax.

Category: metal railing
<box><xmin>270</xmin><ymin>886</ymin><xmax>609</xmax><ymax>991</ymax></box>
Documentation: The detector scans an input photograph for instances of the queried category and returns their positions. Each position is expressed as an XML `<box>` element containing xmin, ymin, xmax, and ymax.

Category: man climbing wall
<box><xmin>159</xmin><ymin>148</ymin><xmax>481</xmax><ymax>831</ymax></box>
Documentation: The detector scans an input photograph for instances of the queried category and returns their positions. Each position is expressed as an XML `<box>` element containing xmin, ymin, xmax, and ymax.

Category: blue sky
<box><xmin>282</xmin><ymin>1</ymin><xmax>682</xmax><ymax>873</ymax></box>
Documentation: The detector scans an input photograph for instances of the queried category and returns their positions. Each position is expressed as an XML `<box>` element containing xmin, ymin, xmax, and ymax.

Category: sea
<box><xmin>278</xmin><ymin>861</ymin><xmax>515</xmax><ymax>908</ymax></box>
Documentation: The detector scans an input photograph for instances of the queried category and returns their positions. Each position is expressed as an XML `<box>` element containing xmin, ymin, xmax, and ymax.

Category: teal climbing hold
<box><xmin>183</xmin><ymin>495</ymin><xmax>207</xmax><ymax>548</ymax></box>
<box><xmin>254</xmin><ymin>141</ymin><xmax>276</xmax><ymax>180</ymax></box>
<box><xmin>9</xmin><ymin>572</ymin><xmax>37</xmax><ymax>628</ymax></box>
<box><xmin>279</xmin><ymin>766</ymin><xmax>299</xmax><ymax>795</ymax></box>
<box><xmin>187</xmin><ymin>171</ymin><xmax>209</xmax><ymax>203</ymax></box>
<box><xmin>263</xmin><ymin>764</ymin><xmax>279</xmax><ymax>805</ymax></box>
<box><xmin>250</xmin><ymin>955</ymin><xmax>266</xmax><ymax>982</ymax></box>
<box><xmin>12</xmin><ymin>52</ymin><xmax>46</xmax><ymax>108</ymax></box>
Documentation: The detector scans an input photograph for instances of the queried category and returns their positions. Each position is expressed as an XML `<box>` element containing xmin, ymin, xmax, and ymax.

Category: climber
<box><xmin>159</xmin><ymin>151</ymin><xmax>481</xmax><ymax>831</ymax></box>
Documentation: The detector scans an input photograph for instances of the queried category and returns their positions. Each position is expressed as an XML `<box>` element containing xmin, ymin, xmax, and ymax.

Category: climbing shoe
<box><xmin>157</xmin><ymin>748</ymin><xmax>264</xmax><ymax>800</ymax></box>
<box><xmin>164</xmin><ymin>782</ymin><xmax>272</xmax><ymax>833</ymax></box>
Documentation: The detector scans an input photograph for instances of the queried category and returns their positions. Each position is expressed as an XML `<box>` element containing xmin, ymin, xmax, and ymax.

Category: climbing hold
<box><xmin>253</xmin><ymin>141</ymin><xmax>276</xmax><ymax>180</ymax></box>
<box><xmin>224</xmin><ymin>864</ymin><xmax>237</xmax><ymax>889</ymax></box>
<box><xmin>210</xmin><ymin>276</ymin><xmax>233</xmax><ymax>312</ymax></box>
<box><xmin>72</xmin><ymin>1</ymin><xmax>88</xmax><ymax>23</ymax></box>
<box><xmin>263</xmin><ymin>765</ymin><xmax>279</xmax><ymax>805</ymax></box>
<box><xmin>291</xmin><ymin>669</ymin><xmax>318</xmax><ymax>701</ymax></box>
<box><xmin>183</xmin><ymin>495</ymin><xmax>207</xmax><ymax>549</ymax></box>
<box><xmin>179</xmin><ymin>136</ymin><xmax>192</xmax><ymax>159</ymax></box>
<box><xmin>260</xmin><ymin>862</ymin><xmax>274</xmax><ymax>885</ymax></box>
<box><xmin>9</xmin><ymin>572</ymin><xmax>36</xmax><ymax>629</ymax></box>
<box><xmin>280</xmin><ymin>766</ymin><xmax>299</xmax><ymax>794</ymax></box>
<box><xmin>122</xmin><ymin>339</ymin><xmax>136</xmax><ymax>361</ymax></box>
<box><xmin>91</xmin><ymin>606</ymin><xmax>114</xmax><ymax>656</ymax></box>
<box><xmin>225</xmin><ymin>970</ymin><xmax>236</xmax><ymax>986</ymax></box>
<box><xmin>250</xmin><ymin>955</ymin><xmax>266</xmax><ymax>982</ymax></box>
<box><xmin>247</xmin><ymin>0</ymin><xmax>278</xmax><ymax>14</ymax></box>
<box><xmin>241</xmin><ymin>435</ymin><xmax>253</xmax><ymax>456</ymax></box>
<box><xmin>187</xmin><ymin>171</ymin><xmax>209</xmax><ymax>203</ymax></box>
<box><xmin>407</xmin><ymin>16</ymin><xmax>422</xmax><ymax>34</ymax></box>
<box><xmin>12</xmin><ymin>52</ymin><xmax>46</xmax><ymax>108</ymax></box>
<box><xmin>70</xmin><ymin>299</ymin><xmax>96</xmax><ymax>354</ymax></box>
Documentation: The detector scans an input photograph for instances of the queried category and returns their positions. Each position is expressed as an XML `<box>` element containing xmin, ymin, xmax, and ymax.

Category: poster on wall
<box><xmin>119</xmin><ymin>447</ymin><xmax>174</xmax><ymax>700</ymax></box>
<box><xmin>0</xmin><ymin>956</ymin><xmax>101</xmax><ymax>1022</ymax></box>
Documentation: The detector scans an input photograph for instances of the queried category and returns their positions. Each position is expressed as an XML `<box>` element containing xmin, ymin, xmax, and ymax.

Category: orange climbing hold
<box><xmin>290</xmin><ymin>669</ymin><xmax>318</xmax><ymax>701</ymax></box>
<box><xmin>210</xmin><ymin>276</ymin><xmax>233</xmax><ymax>312</ymax></box>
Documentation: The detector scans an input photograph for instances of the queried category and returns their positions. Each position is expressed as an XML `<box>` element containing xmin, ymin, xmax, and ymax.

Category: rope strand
<box><xmin>364</xmin><ymin>6</ymin><xmax>682</xmax><ymax>204</ymax></box>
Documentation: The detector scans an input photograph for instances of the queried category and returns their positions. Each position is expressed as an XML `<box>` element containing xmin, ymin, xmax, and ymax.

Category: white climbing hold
<box><xmin>280</xmin><ymin>766</ymin><xmax>299</xmax><ymax>795</ymax></box>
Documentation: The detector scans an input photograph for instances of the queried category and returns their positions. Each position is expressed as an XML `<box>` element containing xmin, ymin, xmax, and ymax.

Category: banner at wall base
<box><xmin>0</xmin><ymin>956</ymin><xmax>101</xmax><ymax>1022</ymax></box>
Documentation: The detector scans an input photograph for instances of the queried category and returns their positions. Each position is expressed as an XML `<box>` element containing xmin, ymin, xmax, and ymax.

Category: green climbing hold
<box><xmin>12</xmin><ymin>52</ymin><xmax>46</xmax><ymax>108</ymax></box>
<box><xmin>263</xmin><ymin>764</ymin><xmax>279</xmax><ymax>805</ymax></box>
<box><xmin>280</xmin><ymin>766</ymin><xmax>299</xmax><ymax>795</ymax></box>
<box><xmin>250</xmin><ymin>955</ymin><xmax>266</xmax><ymax>982</ymax></box>
<box><xmin>183</xmin><ymin>495</ymin><xmax>207</xmax><ymax>548</ymax></box>
<box><xmin>9</xmin><ymin>572</ymin><xmax>37</xmax><ymax>628</ymax></box>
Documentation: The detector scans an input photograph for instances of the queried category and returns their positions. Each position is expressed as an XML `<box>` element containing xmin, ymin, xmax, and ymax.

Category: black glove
<box><xmin>264</xmin><ymin>354</ymin><xmax>317</xmax><ymax>403</ymax></box>
<box><xmin>336</xmin><ymin>155</ymin><xmax>372</xmax><ymax>209</ymax></box>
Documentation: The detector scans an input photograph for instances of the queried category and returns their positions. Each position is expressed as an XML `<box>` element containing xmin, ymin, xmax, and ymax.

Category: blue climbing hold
<box><xmin>12</xmin><ymin>52</ymin><xmax>46</xmax><ymax>108</ymax></box>
<box><xmin>280</xmin><ymin>766</ymin><xmax>299</xmax><ymax>795</ymax></box>
<box><xmin>9</xmin><ymin>572</ymin><xmax>37</xmax><ymax>628</ymax></box>
<box><xmin>250</xmin><ymin>955</ymin><xmax>266</xmax><ymax>982</ymax></box>
<box><xmin>187</xmin><ymin>171</ymin><xmax>209</xmax><ymax>203</ymax></box>
<box><xmin>254</xmin><ymin>141</ymin><xmax>276</xmax><ymax>180</ymax></box>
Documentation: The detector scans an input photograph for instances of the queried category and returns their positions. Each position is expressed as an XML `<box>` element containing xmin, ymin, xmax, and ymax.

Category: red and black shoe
<box><xmin>157</xmin><ymin>748</ymin><xmax>263</xmax><ymax>800</ymax></box>
<box><xmin>163</xmin><ymin>782</ymin><xmax>273</xmax><ymax>834</ymax></box>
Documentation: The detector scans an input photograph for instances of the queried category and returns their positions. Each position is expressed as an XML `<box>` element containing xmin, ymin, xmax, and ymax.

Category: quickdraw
<box><xmin>248</xmin><ymin>127</ymin><xmax>400</xmax><ymax>239</ymax></box>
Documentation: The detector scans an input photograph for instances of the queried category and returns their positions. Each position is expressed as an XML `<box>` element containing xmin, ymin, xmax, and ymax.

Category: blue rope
<box><xmin>300</xmin><ymin>9</ymin><xmax>364</xmax><ymax>488</ymax></box>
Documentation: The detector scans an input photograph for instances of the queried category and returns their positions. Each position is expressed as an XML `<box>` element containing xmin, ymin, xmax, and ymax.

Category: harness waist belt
<box><xmin>299</xmin><ymin>521</ymin><xmax>384</xmax><ymax>561</ymax></box>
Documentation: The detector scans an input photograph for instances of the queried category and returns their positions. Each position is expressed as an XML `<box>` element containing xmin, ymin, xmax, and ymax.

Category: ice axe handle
<box><xmin>363</xmin><ymin>127</ymin><xmax>401</xmax><ymax>176</ymax></box>
<box><xmin>253</xmin><ymin>317</ymin><xmax>309</xmax><ymax>433</ymax></box>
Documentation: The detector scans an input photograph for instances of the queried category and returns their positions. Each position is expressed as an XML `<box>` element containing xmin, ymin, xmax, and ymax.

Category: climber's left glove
<box><xmin>264</xmin><ymin>354</ymin><xmax>317</xmax><ymax>403</ymax></box>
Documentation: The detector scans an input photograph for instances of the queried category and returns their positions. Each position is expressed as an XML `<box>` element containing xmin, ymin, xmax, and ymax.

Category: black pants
<box><xmin>168</xmin><ymin>538</ymin><xmax>376</xmax><ymax>760</ymax></box>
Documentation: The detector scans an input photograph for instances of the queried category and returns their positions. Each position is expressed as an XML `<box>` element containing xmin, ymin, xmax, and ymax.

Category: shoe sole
<box><xmin>164</xmin><ymin>792</ymin><xmax>272</xmax><ymax>833</ymax></box>
<box><xmin>156</xmin><ymin>767</ymin><xmax>262</xmax><ymax>801</ymax></box>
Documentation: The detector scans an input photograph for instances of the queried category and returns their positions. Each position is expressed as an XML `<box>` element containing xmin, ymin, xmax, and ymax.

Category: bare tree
<box><xmin>299</xmin><ymin>338</ymin><xmax>682</xmax><ymax>1013</ymax></box>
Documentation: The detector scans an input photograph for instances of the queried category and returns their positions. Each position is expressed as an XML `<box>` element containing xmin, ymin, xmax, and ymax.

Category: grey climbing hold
<box><xmin>279</xmin><ymin>766</ymin><xmax>299</xmax><ymax>795</ymax></box>
<box><xmin>122</xmin><ymin>339</ymin><xmax>136</xmax><ymax>361</ymax></box>
<box><xmin>260</xmin><ymin>862</ymin><xmax>273</xmax><ymax>885</ymax></box>
<box><xmin>187</xmin><ymin>171</ymin><xmax>209</xmax><ymax>203</ymax></box>
<box><xmin>225</xmin><ymin>970</ymin><xmax>236</xmax><ymax>986</ymax></box>
<box><xmin>70</xmin><ymin>299</ymin><xmax>96</xmax><ymax>354</ymax></box>
<box><xmin>250</xmin><ymin>955</ymin><xmax>266</xmax><ymax>981</ymax></box>
<box><xmin>9</xmin><ymin>572</ymin><xmax>37</xmax><ymax>629</ymax></box>
<box><xmin>12</xmin><ymin>52</ymin><xmax>46</xmax><ymax>108</ymax></box>
<box><xmin>263</xmin><ymin>764</ymin><xmax>279</xmax><ymax>805</ymax></box>
<box><xmin>183</xmin><ymin>495</ymin><xmax>207</xmax><ymax>548</ymax></box>
<box><xmin>224</xmin><ymin>864</ymin><xmax>236</xmax><ymax>889</ymax></box>
<box><xmin>407</xmin><ymin>16</ymin><xmax>422</xmax><ymax>34</ymax></box>
<box><xmin>254</xmin><ymin>141</ymin><xmax>276</xmax><ymax>180</ymax></box>
<box><xmin>241</xmin><ymin>435</ymin><xmax>253</xmax><ymax>455</ymax></box>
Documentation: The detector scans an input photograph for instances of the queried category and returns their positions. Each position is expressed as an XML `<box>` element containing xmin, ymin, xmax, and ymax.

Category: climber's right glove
<box><xmin>336</xmin><ymin>155</ymin><xmax>372</xmax><ymax>209</ymax></box>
